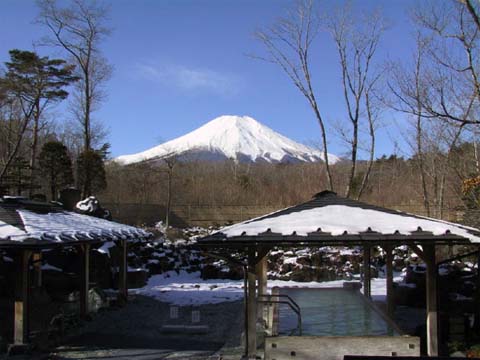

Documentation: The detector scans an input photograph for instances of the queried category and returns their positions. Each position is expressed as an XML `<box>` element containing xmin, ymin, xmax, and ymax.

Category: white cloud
<box><xmin>133</xmin><ymin>62</ymin><xmax>242</xmax><ymax>96</ymax></box>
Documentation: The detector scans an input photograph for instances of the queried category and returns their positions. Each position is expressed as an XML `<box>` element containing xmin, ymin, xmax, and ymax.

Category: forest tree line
<box><xmin>0</xmin><ymin>0</ymin><xmax>111</xmax><ymax>199</ymax></box>
<box><xmin>100</xmin><ymin>141</ymin><xmax>479</xmax><ymax>221</ymax></box>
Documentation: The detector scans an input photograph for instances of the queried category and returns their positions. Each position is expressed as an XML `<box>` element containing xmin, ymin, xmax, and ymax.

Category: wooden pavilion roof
<box><xmin>198</xmin><ymin>191</ymin><xmax>480</xmax><ymax>247</ymax></box>
<box><xmin>0</xmin><ymin>197</ymin><xmax>151</xmax><ymax>249</ymax></box>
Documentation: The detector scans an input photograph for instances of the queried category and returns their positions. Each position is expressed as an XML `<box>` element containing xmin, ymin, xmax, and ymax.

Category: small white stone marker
<box><xmin>192</xmin><ymin>310</ymin><xmax>200</xmax><ymax>323</ymax></box>
<box><xmin>170</xmin><ymin>306</ymin><xmax>178</xmax><ymax>319</ymax></box>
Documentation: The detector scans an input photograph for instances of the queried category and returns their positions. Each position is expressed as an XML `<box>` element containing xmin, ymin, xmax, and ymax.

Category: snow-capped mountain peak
<box><xmin>114</xmin><ymin>115</ymin><xmax>340</xmax><ymax>165</ymax></box>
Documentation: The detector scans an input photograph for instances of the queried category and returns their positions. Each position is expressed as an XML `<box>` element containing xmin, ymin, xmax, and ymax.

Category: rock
<box><xmin>89</xmin><ymin>288</ymin><xmax>108</xmax><ymax>313</ymax></box>
<box><xmin>127</xmin><ymin>270</ymin><xmax>148</xmax><ymax>289</ymax></box>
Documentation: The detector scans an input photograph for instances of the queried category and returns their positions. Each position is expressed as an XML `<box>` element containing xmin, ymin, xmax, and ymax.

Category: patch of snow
<box><xmin>133</xmin><ymin>270</ymin><xmax>389</xmax><ymax>306</ymax></box>
<box><xmin>42</xmin><ymin>263</ymin><xmax>62</xmax><ymax>272</ymax></box>
<box><xmin>76</xmin><ymin>196</ymin><xmax>99</xmax><ymax>212</ymax></box>
<box><xmin>155</xmin><ymin>221</ymin><xmax>167</xmax><ymax>233</ymax></box>
<box><xmin>283</xmin><ymin>257</ymin><xmax>299</xmax><ymax>265</ymax></box>
<box><xmin>97</xmin><ymin>241</ymin><xmax>116</xmax><ymax>255</ymax></box>
<box><xmin>450</xmin><ymin>293</ymin><xmax>472</xmax><ymax>301</ymax></box>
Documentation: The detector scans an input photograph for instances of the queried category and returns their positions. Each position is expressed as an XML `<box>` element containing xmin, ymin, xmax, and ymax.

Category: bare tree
<box><xmin>402</xmin><ymin>0</ymin><xmax>480</xmax><ymax>126</ymax></box>
<box><xmin>389</xmin><ymin>34</ymin><xmax>433</xmax><ymax>214</ymax></box>
<box><xmin>462</xmin><ymin>0</ymin><xmax>480</xmax><ymax>31</ymax></box>
<box><xmin>36</xmin><ymin>0</ymin><xmax>112</xmax><ymax>159</ymax></box>
<box><xmin>327</xmin><ymin>6</ymin><xmax>385</xmax><ymax>198</ymax></box>
<box><xmin>254</xmin><ymin>0</ymin><xmax>334</xmax><ymax>191</ymax></box>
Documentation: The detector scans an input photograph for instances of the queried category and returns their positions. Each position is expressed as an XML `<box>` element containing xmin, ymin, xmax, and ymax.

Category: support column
<box><xmin>363</xmin><ymin>245</ymin><xmax>371</xmax><ymax>298</ymax></box>
<box><xmin>14</xmin><ymin>250</ymin><xmax>31</xmax><ymax>345</ymax></box>
<box><xmin>256</xmin><ymin>254</ymin><xmax>267</xmax><ymax>324</ymax></box>
<box><xmin>79</xmin><ymin>244</ymin><xmax>90</xmax><ymax>317</ymax></box>
<box><xmin>247</xmin><ymin>248</ymin><xmax>257</xmax><ymax>359</ymax></box>
<box><xmin>476</xmin><ymin>253</ymin><xmax>480</xmax><ymax>334</ymax></box>
<box><xmin>118</xmin><ymin>239</ymin><xmax>128</xmax><ymax>304</ymax></box>
<box><xmin>32</xmin><ymin>252</ymin><xmax>42</xmax><ymax>288</ymax></box>
<box><xmin>425</xmin><ymin>245</ymin><xmax>438</xmax><ymax>356</ymax></box>
<box><xmin>243</xmin><ymin>265</ymin><xmax>248</xmax><ymax>359</ymax></box>
<box><xmin>385</xmin><ymin>245</ymin><xmax>394</xmax><ymax>318</ymax></box>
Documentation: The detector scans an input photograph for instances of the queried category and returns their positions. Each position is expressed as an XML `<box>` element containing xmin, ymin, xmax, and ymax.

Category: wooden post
<box><xmin>32</xmin><ymin>252</ymin><xmax>42</xmax><ymax>288</ymax></box>
<box><xmin>243</xmin><ymin>265</ymin><xmax>248</xmax><ymax>359</ymax></box>
<box><xmin>256</xmin><ymin>254</ymin><xmax>268</xmax><ymax>325</ymax></box>
<box><xmin>476</xmin><ymin>252</ymin><xmax>480</xmax><ymax>334</ymax></box>
<box><xmin>425</xmin><ymin>244</ymin><xmax>438</xmax><ymax>356</ymax></box>
<box><xmin>247</xmin><ymin>247</ymin><xmax>257</xmax><ymax>359</ymax></box>
<box><xmin>79</xmin><ymin>244</ymin><xmax>90</xmax><ymax>317</ymax></box>
<box><xmin>363</xmin><ymin>245</ymin><xmax>371</xmax><ymax>298</ymax></box>
<box><xmin>385</xmin><ymin>245</ymin><xmax>394</xmax><ymax>318</ymax></box>
<box><xmin>118</xmin><ymin>239</ymin><xmax>128</xmax><ymax>304</ymax></box>
<box><xmin>14</xmin><ymin>250</ymin><xmax>31</xmax><ymax>344</ymax></box>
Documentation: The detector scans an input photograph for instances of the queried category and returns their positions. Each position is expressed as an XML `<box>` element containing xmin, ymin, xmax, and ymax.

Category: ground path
<box><xmin>48</xmin><ymin>295</ymin><xmax>244</xmax><ymax>360</ymax></box>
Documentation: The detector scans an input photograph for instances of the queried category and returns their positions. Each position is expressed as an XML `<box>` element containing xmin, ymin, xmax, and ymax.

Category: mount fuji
<box><xmin>114</xmin><ymin>115</ymin><xmax>340</xmax><ymax>165</ymax></box>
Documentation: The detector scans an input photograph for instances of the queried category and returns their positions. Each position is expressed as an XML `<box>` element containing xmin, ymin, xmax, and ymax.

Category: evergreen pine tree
<box><xmin>38</xmin><ymin>141</ymin><xmax>74</xmax><ymax>201</ymax></box>
<box><xmin>76</xmin><ymin>149</ymin><xmax>107</xmax><ymax>197</ymax></box>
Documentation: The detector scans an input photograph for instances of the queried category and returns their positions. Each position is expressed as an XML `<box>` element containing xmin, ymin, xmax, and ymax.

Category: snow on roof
<box><xmin>203</xmin><ymin>191</ymin><xmax>480</xmax><ymax>244</ymax></box>
<box><xmin>0</xmin><ymin>220</ymin><xmax>27</xmax><ymax>239</ymax></box>
<box><xmin>0</xmin><ymin>199</ymin><xmax>150</xmax><ymax>245</ymax></box>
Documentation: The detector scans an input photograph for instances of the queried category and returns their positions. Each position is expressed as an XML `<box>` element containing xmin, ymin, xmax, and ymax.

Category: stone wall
<box><xmin>264</xmin><ymin>336</ymin><xmax>420</xmax><ymax>360</ymax></box>
<box><xmin>104</xmin><ymin>203</ymin><xmax>280</xmax><ymax>227</ymax></box>
<box><xmin>104</xmin><ymin>202</ymin><xmax>464</xmax><ymax>228</ymax></box>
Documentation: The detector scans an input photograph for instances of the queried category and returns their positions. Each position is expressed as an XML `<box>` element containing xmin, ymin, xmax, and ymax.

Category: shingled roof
<box><xmin>198</xmin><ymin>191</ymin><xmax>480</xmax><ymax>246</ymax></box>
<box><xmin>0</xmin><ymin>197</ymin><xmax>151</xmax><ymax>248</ymax></box>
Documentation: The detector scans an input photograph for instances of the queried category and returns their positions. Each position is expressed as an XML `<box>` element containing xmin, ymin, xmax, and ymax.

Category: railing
<box><xmin>258</xmin><ymin>294</ymin><xmax>302</xmax><ymax>336</ymax></box>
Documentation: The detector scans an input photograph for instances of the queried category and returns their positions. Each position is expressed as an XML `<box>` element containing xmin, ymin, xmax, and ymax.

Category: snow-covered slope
<box><xmin>115</xmin><ymin>115</ymin><xmax>340</xmax><ymax>165</ymax></box>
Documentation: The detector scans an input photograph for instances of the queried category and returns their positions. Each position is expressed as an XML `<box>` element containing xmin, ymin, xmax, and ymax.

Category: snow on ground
<box><xmin>132</xmin><ymin>270</ymin><xmax>394</xmax><ymax>306</ymax></box>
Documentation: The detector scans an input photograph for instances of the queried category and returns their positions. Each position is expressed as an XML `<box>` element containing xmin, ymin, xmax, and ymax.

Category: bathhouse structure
<box><xmin>0</xmin><ymin>196</ymin><xmax>151</xmax><ymax>348</ymax></box>
<box><xmin>198</xmin><ymin>191</ymin><xmax>480</xmax><ymax>359</ymax></box>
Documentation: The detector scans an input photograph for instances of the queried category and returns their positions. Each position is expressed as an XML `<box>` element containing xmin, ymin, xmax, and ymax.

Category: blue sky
<box><xmin>1</xmin><ymin>0</ymin><xmax>419</xmax><ymax>158</ymax></box>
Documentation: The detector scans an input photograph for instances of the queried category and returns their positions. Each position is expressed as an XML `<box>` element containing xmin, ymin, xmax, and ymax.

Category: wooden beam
<box><xmin>247</xmin><ymin>247</ymin><xmax>257</xmax><ymax>359</ymax></box>
<box><xmin>384</xmin><ymin>245</ymin><xmax>395</xmax><ymax>318</ymax></box>
<box><xmin>424</xmin><ymin>245</ymin><xmax>438</xmax><ymax>356</ymax></box>
<box><xmin>14</xmin><ymin>250</ymin><xmax>31</xmax><ymax>345</ymax></box>
<box><xmin>363</xmin><ymin>246</ymin><xmax>371</xmax><ymax>298</ymax></box>
<box><xmin>118</xmin><ymin>239</ymin><xmax>128</xmax><ymax>304</ymax></box>
<box><xmin>256</xmin><ymin>254</ymin><xmax>268</xmax><ymax>324</ymax></box>
<box><xmin>79</xmin><ymin>244</ymin><xmax>90</xmax><ymax>318</ymax></box>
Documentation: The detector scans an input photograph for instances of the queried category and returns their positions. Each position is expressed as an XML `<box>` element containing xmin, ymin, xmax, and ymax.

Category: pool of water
<box><xmin>278</xmin><ymin>287</ymin><xmax>399</xmax><ymax>336</ymax></box>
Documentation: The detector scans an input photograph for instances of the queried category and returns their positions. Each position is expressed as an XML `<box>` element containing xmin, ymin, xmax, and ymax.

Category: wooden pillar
<box><xmin>14</xmin><ymin>250</ymin><xmax>31</xmax><ymax>344</ymax></box>
<box><xmin>32</xmin><ymin>252</ymin><xmax>42</xmax><ymax>288</ymax></box>
<box><xmin>79</xmin><ymin>244</ymin><xmax>90</xmax><ymax>317</ymax></box>
<box><xmin>256</xmin><ymin>254</ymin><xmax>268</xmax><ymax>324</ymax></box>
<box><xmin>247</xmin><ymin>248</ymin><xmax>257</xmax><ymax>359</ymax></box>
<box><xmin>425</xmin><ymin>244</ymin><xmax>438</xmax><ymax>356</ymax></box>
<box><xmin>363</xmin><ymin>245</ymin><xmax>371</xmax><ymax>298</ymax></box>
<box><xmin>476</xmin><ymin>252</ymin><xmax>480</xmax><ymax>334</ymax></box>
<box><xmin>118</xmin><ymin>239</ymin><xmax>128</xmax><ymax>304</ymax></box>
<box><xmin>243</xmin><ymin>265</ymin><xmax>248</xmax><ymax>359</ymax></box>
<box><xmin>385</xmin><ymin>245</ymin><xmax>394</xmax><ymax>318</ymax></box>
